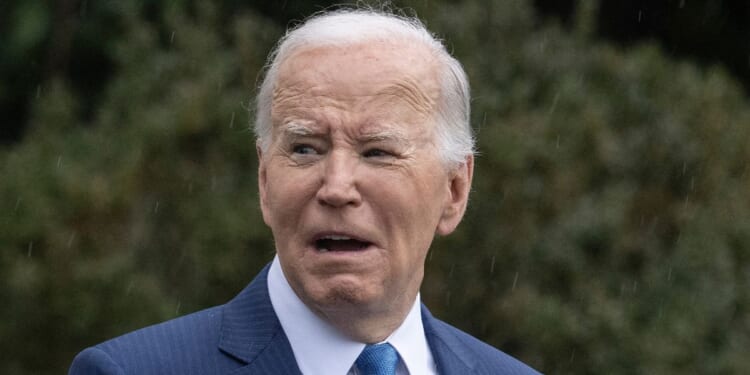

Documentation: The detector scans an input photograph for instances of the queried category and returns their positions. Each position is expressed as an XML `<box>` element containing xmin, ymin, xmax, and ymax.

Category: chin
<box><xmin>308</xmin><ymin>279</ymin><xmax>383</xmax><ymax>310</ymax></box>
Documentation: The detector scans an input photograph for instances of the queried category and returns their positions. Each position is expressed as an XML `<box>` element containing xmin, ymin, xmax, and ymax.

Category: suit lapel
<box><xmin>422</xmin><ymin>306</ymin><xmax>475</xmax><ymax>375</ymax></box>
<box><xmin>226</xmin><ymin>330</ymin><xmax>302</xmax><ymax>375</ymax></box>
<box><xmin>219</xmin><ymin>264</ymin><xmax>302</xmax><ymax>375</ymax></box>
<box><xmin>217</xmin><ymin>266</ymin><xmax>479</xmax><ymax>374</ymax></box>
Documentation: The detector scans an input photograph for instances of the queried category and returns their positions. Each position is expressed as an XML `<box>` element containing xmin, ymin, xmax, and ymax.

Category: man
<box><xmin>70</xmin><ymin>8</ymin><xmax>540</xmax><ymax>375</ymax></box>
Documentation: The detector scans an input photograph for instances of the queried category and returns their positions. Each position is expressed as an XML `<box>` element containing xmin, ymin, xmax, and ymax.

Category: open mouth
<box><xmin>314</xmin><ymin>235</ymin><xmax>371</xmax><ymax>252</ymax></box>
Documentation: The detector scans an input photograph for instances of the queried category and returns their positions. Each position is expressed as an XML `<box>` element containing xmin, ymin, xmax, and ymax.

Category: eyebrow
<box><xmin>359</xmin><ymin>128</ymin><xmax>411</xmax><ymax>147</ymax></box>
<box><xmin>277</xmin><ymin>121</ymin><xmax>415</xmax><ymax>150</ymax></box>
<box><xmin>279</xmin><ymin>122</ymin><xmax>316</xmax><ymax>137</ymax></box>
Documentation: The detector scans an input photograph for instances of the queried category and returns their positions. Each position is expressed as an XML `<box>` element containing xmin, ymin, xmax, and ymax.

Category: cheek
<box><xmin>264</xmin><ymin>169</ymin><xmax>314</xmax><ymax>221</ymax></box>
<box><xmin>368</xmin><ymin>173</ymin><xmax>445</xmax><ymax>242</ymax></box>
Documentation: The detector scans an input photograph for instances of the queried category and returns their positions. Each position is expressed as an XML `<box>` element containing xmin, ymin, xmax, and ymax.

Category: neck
<box><xmin>314</xmin><ymin>301</ymin><xmax>414</xmax><ymax>343</ymax></box>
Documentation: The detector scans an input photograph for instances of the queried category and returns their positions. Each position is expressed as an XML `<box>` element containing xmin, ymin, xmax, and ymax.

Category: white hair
<box><xmin>254</xmin><ymin>8</ymin><xmax>474</xmax><ymax>169</ymax></box>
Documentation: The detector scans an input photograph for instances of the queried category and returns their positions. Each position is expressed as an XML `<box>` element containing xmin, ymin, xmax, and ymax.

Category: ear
<box><xmin>257</xmin><ymin>141</ymin><xmax>271</xmax><ymax>226</ymax></box>
<box><xmin>436</xmin><ymin>155</ymin><xmax>474</xmax><ymax>236</ymax></box>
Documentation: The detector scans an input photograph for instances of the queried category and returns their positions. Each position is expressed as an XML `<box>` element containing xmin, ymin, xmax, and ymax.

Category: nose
<box><xmin>316</xmin><ymin>150</ymin><xmax>362</xmax><ymax>208</ymax></box>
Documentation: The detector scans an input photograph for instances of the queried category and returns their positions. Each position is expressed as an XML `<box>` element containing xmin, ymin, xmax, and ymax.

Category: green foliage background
<box><xmin>2</xmin><ymin>1</ymin><xmax>749</xmax><ymax>374</ymax></box>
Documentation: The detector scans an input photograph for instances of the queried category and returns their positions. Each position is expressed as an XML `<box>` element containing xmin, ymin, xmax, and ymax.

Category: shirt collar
<box><xmin>267</xmin><ymin>256</ymin><xmax>434</xmax><ymax>374</ymax></box>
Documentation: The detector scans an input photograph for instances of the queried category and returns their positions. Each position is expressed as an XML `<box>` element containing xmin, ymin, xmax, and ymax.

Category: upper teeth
<box><xmin>323</xmin><ymin>235</ymin><xmax>352</xmax><ymax>240</ymax></box>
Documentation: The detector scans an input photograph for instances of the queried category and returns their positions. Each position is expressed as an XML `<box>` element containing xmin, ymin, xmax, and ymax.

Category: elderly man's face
<box><xmin>258</xmin><ymin>40</ymin><xmax>471</xmax><ymax>319</ymax></box>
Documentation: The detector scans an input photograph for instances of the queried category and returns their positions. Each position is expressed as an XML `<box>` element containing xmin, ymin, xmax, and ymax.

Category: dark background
<box><xmin>2</xmin><ymin>1</ymin><xmax>749</xmax><ymax>144</ymax></box>
<box><xmin>2</xmin><ymin>1</ymin><xmax>749</xmax><ymax>374</ymax></box>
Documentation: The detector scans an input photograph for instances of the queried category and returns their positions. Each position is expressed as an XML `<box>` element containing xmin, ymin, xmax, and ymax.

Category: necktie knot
<box><xmin>355</xmin><ymin>343</ymin><xmax>399</xmax><ymax>375</ymax></box>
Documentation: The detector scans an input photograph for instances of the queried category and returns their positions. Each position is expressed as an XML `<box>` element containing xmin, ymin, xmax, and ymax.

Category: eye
<box><xmin>363</xmin><ymin>148</ymin><xmax>391</xmax><ymax>158</ymax></box>
<box><xmin>292</xmin><ymin>144</ymin><xmax>318</xmax><ymax>155</ymax></box>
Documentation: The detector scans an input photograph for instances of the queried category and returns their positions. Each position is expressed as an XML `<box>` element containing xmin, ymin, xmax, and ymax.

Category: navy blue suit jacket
<box><xmin>70</xmin><ymin>264</ymin><xmax>540</xmax><ymax>374</ymax></box>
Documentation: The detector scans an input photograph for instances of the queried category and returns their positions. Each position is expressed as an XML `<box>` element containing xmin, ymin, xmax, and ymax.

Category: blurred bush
<box><xmin>1</xmin><ymin>0</ymin><xmax>749</xmax><ymax>374</ymax></box>
<box><xmin>1</xmin><ymin>3</ymin><xmax>280</xmax><ymax>373</ymax></box>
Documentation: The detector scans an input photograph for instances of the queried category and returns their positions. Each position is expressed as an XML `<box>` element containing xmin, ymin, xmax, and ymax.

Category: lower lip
<box><xmin>309</xmin><ymin>244</ymin><xmax>376</xmax><ymax>255</ymax></box>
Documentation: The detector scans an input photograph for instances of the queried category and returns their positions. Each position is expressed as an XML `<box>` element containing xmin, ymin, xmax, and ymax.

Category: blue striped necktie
<box><xmin>355</xmin><ymin>343</ymin><xmax>399</xmax><ymax>375</ymax></box>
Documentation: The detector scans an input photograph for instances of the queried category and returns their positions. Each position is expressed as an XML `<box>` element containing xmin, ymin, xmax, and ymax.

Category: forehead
<box><xmin>273</xmin><ymin>40</ymin><xmax>441</xmax><ymax>116</ymax></box>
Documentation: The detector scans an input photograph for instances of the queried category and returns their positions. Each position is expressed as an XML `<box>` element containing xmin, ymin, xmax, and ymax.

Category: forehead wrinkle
<box><xmin>273</xmin><ymin>85</ymin><xmax>355</xmax><ymax>119</ymax></box>
<box><xmin>377</xmin><ymin>78</ymin><xmax>438</xmax><ymax>117</ymax></box>
<box><xmin>271</xmin><ymin>85</ymin><xmax>308</xmax><ymax>114</ymax></box>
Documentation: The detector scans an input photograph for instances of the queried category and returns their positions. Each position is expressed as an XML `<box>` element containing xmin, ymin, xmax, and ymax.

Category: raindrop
<box><xmin>27</xmin><ymin>242</ymin><xmax>33</xmax><ymax>257</ymax></box>
<box><xmin>667</xmin><ymin>267</ymin><xmax>672</xmax><ymax>281</ymax></box>
<box><xmin>57</xmin><ymin>155</ymin><xmax>62</xmax><ymax>168</ymax></box>
<box><xmin>175</xmin><ymin>301</ymin><xmax>181</xmax><ymax>315</ymax></box>
<box><xmin>679</xmin><ymin>0</ymin><xmax>686</xmax><ymax>8</ymax></box>
<box><xmin>569</xmin><ymin>349</ymin><xmax>576</xmax><ymax>363</ymax></box>
<box><xmin>170</xmin><ymin>31</ymin><xmax>175</xmax><ymax>44</ymax></box>
<box><xmin>445</xmin><ymin>291</ymin><xmax>451</xmax><ymax>306</ymax></box>
<box><xmin>229</xmin><ymin>112</ymin><xmax>236</xmax><ymax>129</ymax></box>
<box><xmin>154</xmin><ymin>201</ymin><xmax>160</xmax><ymax>213</ymax></box>
<box><xmin>36</xmin><ymin>85</ymin><xmax>41</xmax><ymax>99</ymax></box>
<box><xmin>67</xmin><ymin>232</ymin><xmax>76</xmax><ymax>248</ymax></box>
<box><xmin>512</xmin><ymin>272</ymin><xmax>519</xmax><ymax>291</ymax></box>
<box><xmin>537</xmin><ymin>37</ymin><xmax>547</xmax><ymax>53</ymax></box>
<box><xmin>490</xmin><ymin>255</ymin><xmax>496</xmax><ymax>273</ymax></box>
<box><xmin>548</xmin><ymin>91</ymin><xmax>560</xmax><ymax>115</ymax></box>
<box><xmin>14</xmin><ymin>198</ymin><xmax>22</xmax><ymax>213</ymax></box>
<box><xmin>211</xmin><ymin>176</ymin><xmax>217</xmax><ymax>191</ymax></box>
<box><xmin>637</xmin><ymin>10</ymin><xmax>643</xmax><ymax>23</ymax></box>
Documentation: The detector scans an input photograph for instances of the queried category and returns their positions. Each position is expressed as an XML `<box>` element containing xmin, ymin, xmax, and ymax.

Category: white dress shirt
<box><xmin>268</xmin><ymin>256</ymin><xmax>437</xmax><ymax>375</ymax></box>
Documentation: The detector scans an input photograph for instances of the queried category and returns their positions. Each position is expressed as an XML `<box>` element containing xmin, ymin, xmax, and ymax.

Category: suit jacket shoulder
<box><xmin>422</xmin><ymin>306</ymin><xmax>542</xmax><ymax>375</ymax></box>
<box><xmin>69</xmin><ymin>264</ymin><xmax>302</xmax><ymax>375</ymax></box>
<box><xmin>69</xmin><ymin>305</ymin><xmax>232</xmax><ymax>375</ymax></box>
